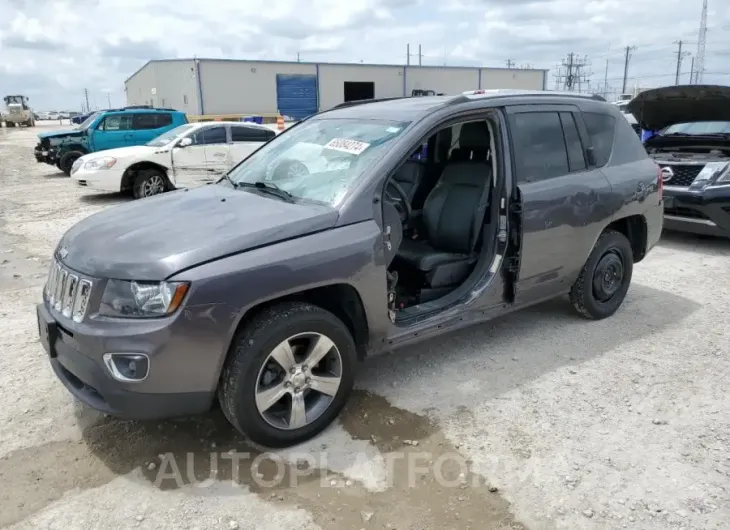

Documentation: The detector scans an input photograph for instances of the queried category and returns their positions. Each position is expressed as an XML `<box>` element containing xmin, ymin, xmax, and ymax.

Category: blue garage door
<box><xmin>276</xmin><ymin>74</ymin><xmax>318</xmax><ymax>120</ymax></box>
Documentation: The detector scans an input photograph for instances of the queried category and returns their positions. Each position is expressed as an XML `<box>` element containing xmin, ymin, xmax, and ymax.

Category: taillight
<box><xmin>656</xmin><ymin>165</ymin><xmax>663</xmax><ymax>201</ymax></box>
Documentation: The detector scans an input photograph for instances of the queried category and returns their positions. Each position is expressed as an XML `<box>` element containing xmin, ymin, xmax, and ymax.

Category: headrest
<box><xmin>459</xmin><ymin>121</ymin><xmax>490</xmax><ymax>150</ymax></box>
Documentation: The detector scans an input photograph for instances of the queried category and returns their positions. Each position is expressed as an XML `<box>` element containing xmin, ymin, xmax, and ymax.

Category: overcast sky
<box><xmin>1</xmin><ymin>0</ymin><xmax>729</xmax><ymax>110</ymax></box>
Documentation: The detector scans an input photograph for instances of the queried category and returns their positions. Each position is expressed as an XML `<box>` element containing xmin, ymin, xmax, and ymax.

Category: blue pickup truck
<box><xmin>34</xmin><ymin>107</ymin><xmax>187</xmax><ymax>175</ymax></box>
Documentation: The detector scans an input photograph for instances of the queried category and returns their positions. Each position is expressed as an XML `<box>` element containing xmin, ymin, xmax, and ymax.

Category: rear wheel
<box><xmin>569</xmin><ymin>229</ymin><xmax>634</xmax><ymax>320</ymax></box>
<box><xmin>132</xmin><ymin>169</ymin><xmax>167</xmax><ymax>199</ymax></box>
<box><xmin>218</xmin><ymin>302</ymin><xmax>357</xmax><ymax>448</ymax></box>
<box><xmin>58</xmin><ymin>150</ymin><xmax>83</xmax><ymax>176</ymax></box>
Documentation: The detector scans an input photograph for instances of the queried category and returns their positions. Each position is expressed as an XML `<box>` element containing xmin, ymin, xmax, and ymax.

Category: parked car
<box><xmin>37</xmin><ymin>89</ymin><xmax>662</xmax><ymax>447</ymax></box>
<box><xmin>71</xmin><ymin>112</ymin><xmax>93</xmax><ymax>125</ymax></box>
<box><xmin>71</xmin><ymin>121</ymin><xmax>276</xmax><ymax>199</ymax></box>
<box><xmin>627</xmin><ymin>84</ymin><xmax>730</xmax><ymax>237</ymax></box>
<box><xmin>34</xmin><ymin>107</ymin><xmax>187</xmax><ymax>175</ymax></box>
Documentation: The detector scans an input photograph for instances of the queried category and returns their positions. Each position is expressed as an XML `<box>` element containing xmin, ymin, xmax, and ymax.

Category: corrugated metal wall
<box><xmin>198</xmin><ymin>60</ymin><xmax>317</xmax><ymax>115</ymax></box>
<box><xmin>125</xmin><ymin>60</ymin><xmax>549</xmax><ymax>116</ymax></box>
<box><xmin>124</xmin><ymin>60</ymin><xmax>200</xmax><ymax>114</ymax></box>
<box><xmin>317</xmin><ymin>64</ymin><xmax>403</xmax><ymax>110</ymax></box>
<box><xmin>405</xmin><ymin>67</ymin><xmax>480</xmax><ymax>95</ymax></box>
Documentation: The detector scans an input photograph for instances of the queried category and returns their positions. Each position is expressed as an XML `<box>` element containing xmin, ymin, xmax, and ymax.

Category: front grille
<box><xmin>660</xmin><ymin>164</ymin><xmax>705</xmax><ymax>187</ymax></box>
<box><xmin>664</xmin><ymin>205</ymin><xmax>710</xmax><ymax>220</ymax></box>
<box><xmin>45</xmin><ymin>259</ymin><xmax>93</xmax><ymax>323</ymax></box>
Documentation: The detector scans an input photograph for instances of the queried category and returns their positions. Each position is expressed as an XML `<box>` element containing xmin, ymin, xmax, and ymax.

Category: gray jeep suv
<box><xmin>37</xmin><ymin>90</ymin><xmax>663</xmax><ymax>448</ymax></box>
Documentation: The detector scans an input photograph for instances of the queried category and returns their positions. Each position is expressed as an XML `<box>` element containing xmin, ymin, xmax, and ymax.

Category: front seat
<box><xmin>390</xmin><ymin>150</ymin><xmax>427</xmax><ymax>204</ymax></box>
<box><xmin>395</xmin><ymin>121</ymin><xmax>492</xmax><ymax>289</ymax></box>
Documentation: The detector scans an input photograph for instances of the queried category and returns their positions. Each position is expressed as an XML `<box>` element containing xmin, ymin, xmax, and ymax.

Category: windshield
<box><xmin>146</xmin><ymin>124</ymin><xmax>196</xmax><ymax>147</ymax></box>
<box><xmin>76</xmin><ymin>112</ymin><xmax>100</xmax><ymax>131</ymax></box>
<box><xmin>226</xmin><ymin>117</ymin><xmax>410</xmax><ymax>206</ymax></box>
<box><xmin>662</xmin><ymin>121</ymin><xmax>730</xmax><ymax>135</ymax></box>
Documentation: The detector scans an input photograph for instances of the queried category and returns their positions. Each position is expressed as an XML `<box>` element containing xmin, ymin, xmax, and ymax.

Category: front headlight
<box><xmin>99</xmin><ymin>280</ymin><xmax>189</xmax><ymax>318</ymax></box>
<box><xmin>707</xmin><ymin>161</ymin><xmax>730</xmax><ymax>185</ymax></box>
<box><xmin>83</xmin><ymin>156</ymin><xmax>116</xmax><ymax>170</ymax></box>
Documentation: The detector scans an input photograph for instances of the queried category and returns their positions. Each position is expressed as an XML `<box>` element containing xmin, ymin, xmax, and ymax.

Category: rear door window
<box><xmin>231</xmin><ymin>125</ymin><xmax>273</xmax><ymax>142</ymax></box>
<box><xmin>509</xmin><ymin>111</ymin><xmax>570</xmax><ymax>183</ymax></box>
<box><xmin>582</xmin><ymin>112</ymin><xmax>615</xmax><ymax>167</ymax></box>
<box><xmin>133</xmin><ymin>113</ymin><xmax>172</xmax><ymax>130</ymax></box>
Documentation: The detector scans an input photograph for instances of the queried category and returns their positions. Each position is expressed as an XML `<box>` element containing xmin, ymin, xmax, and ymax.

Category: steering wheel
<box><xmin>385</xmin><ymin>180</ymin><xmax>412</xmax><ymax>225</ymax></box>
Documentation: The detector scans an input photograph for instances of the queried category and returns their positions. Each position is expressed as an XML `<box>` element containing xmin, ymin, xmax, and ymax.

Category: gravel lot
<box><xmin>1</xmin><ymin>124</ymin><xmax>728</xmax><ymax>530</ymax></box>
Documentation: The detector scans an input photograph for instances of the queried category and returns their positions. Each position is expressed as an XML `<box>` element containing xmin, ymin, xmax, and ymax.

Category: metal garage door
<box><xmin>276</xmin><ymin>74</ymin><xmax>318</xmax><ymax>120</ymax></box>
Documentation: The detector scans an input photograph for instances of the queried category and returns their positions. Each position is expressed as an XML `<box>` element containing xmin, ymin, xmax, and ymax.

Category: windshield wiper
<box><xmin>218</xmin><ymin>174</ymin><xmax>238</xmax><ymax>188</ymax></box>
<box><xmin>237</xmin><ymin>181</ymin><xmax>295</xmax><ymax>202</ymax></box>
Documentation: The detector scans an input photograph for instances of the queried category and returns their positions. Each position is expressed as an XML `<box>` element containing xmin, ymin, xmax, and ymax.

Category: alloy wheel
<box><xmin>254</xmin><ymin>332</ymin><xmax>343</xmax><ymax>430</ymax></box>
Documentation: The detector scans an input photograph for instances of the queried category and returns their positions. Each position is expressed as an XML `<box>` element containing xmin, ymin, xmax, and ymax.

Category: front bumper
<box><xmin>36</xmin><ymin>298</ymin><xmax>216</xmax><ymax>420</ymax></box>
<box><xmin>71</xmin><ymin>166</ymin><xmax>126</xmax><ymax>192</ymax></box>
<box><xmin>34</xmin><ymin>143</ymin><xmax>56</xmax><ymax>165</ymax></box>
<box><xmin>663</xmin><ymin>185</ymin><xmax>730</xmax><ymax>238</ymax></box>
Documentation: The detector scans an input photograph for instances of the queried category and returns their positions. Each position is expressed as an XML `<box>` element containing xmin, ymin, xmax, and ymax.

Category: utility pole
<box><xmin>506</xmin><ymin>59</ymin><xmax>515</xmax><ymax>68</ymax></box>
<box><xmin>621</xmin><ymin>46</ymin><xmax>636</xmax><ymax>94</ymax></box>
<box><xmin>553</xmin><ymin>53</ymin><xmax>592</xmax><ymax>92</ymax></box>
<box><xmin>689</xmin><ymin>56</ymin><xmax>695</xmax><ymax>84</ymax></box>
<box><xmin>107</xmin><ymin>93</ymin><xmax>111</xmax><ymax>109</ymax></box>
<box><xmin>84</xmin><ymin>88</ymin><xmax>90</xmax><ymax>113</ymax></box>
<box><xmin>406</xmin><ymin>44</ymin><xmax>410</xmax><ymax>66</ymax></box>
<box><xmin>674</xmin><ymin>40</ymin><xmax>691</xmax><ymax>85</ymax></box>
<box><xmin>603</xmin><ymin>59</ymin><xmax>609</xmax><ymax>98</ymax></box>
<box><xmin>418</xmin><ymin>44</ymin><xmax>422</xmax><ymax>66</ymax></box>
<box><xmin>297</xmin><ymin>52</ymin><xmax>300</xmax><ymax>62</ymax></box>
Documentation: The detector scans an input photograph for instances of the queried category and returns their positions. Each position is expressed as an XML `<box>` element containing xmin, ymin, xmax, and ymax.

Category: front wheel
<box><xmin>58</xmin><ymin>150</ymin><xmax>83</xmax><ymax>176</ymax></box>
<box><xmin>132</xmin><ymin>169</ymin><xmax>168</xmax><ymax>199</ymax></box>
<box><xmin>569</xmin><ymin>229</ymin><xmax>634</xmax><ymax>320</ymax></box>
<box><xmin>218</xmin><ymin>302</ymin><xmax>357</xmax><ymax>448</ymax></box>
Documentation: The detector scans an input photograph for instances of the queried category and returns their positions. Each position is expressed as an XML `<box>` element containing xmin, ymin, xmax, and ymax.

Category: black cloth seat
<box><xmin>395</xmin><ymin>121</ymin><xmax>492</xmax><ymax>288</ymax></box>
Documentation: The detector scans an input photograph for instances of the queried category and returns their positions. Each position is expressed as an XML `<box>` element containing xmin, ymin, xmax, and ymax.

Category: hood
<box><xmin>627</xmin><ymin>85</ymin><xmax>730</xmax><ymax>131</ymax></box>
<box><xmin>38</xmin><ymin>129</ymin><xmax>85</xmax><ymax>140</ymax></box>
<box><xmin>56</xmin><ymin>184</ymin><xmax>339</xmax><ymax>280</ymax></box>
<box><xmin>81</xmin><ymin>145</ymin><xmax>157</xmax><ymax>160</ymax></box>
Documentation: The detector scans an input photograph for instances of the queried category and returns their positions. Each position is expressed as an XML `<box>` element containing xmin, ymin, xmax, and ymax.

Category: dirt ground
<box><xmin>1</xmin><ymin>124</ymin><xmax>728</xmax><ymax>530</ymax></box>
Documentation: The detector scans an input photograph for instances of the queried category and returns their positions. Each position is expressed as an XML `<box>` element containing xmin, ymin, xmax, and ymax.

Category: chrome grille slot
<box><xmin>72</xmin><ymin>280</ymin><xmax>92</xmax><ymax>323</ymax></box>
<box><xmin>62</xmin><ymin>275</ymin><xmax>78</xmax><ymax>318</ymax></box>
<box><xmin>45</xmin><ymin>259</ymin><xmax>94</xmax><ymax>323</ymax></box>
<box><xmin>54</xmin><ymin>268</ymin><xmax>67</xmax><ymax>311</ymax></box>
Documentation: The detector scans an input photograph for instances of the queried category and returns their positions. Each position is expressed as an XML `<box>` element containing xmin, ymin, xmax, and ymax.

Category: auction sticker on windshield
<box><xmin>324</xmin><ymin>138</ymin><xmax>370</xmax><ymax>155</ymax></box>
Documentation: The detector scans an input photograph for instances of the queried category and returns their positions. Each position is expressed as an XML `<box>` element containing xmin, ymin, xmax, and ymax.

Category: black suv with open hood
<box><xmin>628</xmin><ymin>85</ymin><xmax>730</xmax><ymax>237</ymax></box>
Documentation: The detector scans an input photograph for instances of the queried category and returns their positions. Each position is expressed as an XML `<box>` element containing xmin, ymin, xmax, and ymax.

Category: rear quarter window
<box><xmin>582</xmin><ymin>112</ymin><xmax>615</xmax><ymax>167</ymax></box>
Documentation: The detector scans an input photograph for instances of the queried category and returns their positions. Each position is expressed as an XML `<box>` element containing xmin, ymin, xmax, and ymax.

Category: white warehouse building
<box><xmin>124</xmin><ymin>58</ymin><xmax>549</xmax><ymax>119</ymax></box>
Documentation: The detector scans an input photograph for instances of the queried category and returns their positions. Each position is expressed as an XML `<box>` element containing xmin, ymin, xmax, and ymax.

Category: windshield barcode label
<box><xmin>323</xmin><ymin>138</ymin><xmax>370</xmax><ymax>155</ymax></box>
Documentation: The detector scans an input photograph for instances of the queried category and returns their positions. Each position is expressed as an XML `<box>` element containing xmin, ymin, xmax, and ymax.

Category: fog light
<box><xmin>103</xmin><ymin>353</ymin><xmax>150</xmax><ymax>382</ymax></box>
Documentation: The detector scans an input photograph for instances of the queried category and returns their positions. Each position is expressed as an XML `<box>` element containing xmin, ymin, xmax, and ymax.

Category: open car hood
<box><xmin>627</xmin><ymin>85</ymin><xmax>730</xmax><ymax>131</ymax></box>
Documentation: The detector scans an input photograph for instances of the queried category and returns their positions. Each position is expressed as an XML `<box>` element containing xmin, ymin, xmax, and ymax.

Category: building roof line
<box><xmin>124</xmin><ymin>57</ymin><xmax>548</xmax><ymax>84</ymax></box>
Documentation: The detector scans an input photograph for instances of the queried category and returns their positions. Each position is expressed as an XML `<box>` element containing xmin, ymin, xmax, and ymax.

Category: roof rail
<box><xmin>331</xmin><ymin>96</ymin><xmax>411</xmax><ymax>110</ymax></box>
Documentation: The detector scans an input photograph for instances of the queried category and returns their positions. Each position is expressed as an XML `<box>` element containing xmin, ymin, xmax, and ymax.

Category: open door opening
<box><xmin>344</xmin><ymin>82</ymin><xmax>375</xmax><ymax>102</ymax></box>
<box><xmin>380</xmin><ymin>115</ymin><xmax>507</xmax><ymax>321</ymax></box>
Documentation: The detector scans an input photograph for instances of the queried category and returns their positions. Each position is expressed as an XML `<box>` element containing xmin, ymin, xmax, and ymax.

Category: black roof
<box><xmin>318</xmin><ymin>90</ymin><xmax>609</xmax><ymax>121</ymax></box>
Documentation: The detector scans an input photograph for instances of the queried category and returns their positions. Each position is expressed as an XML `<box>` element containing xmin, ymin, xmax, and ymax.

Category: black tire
<box><xmin>218</xmin><ymin>302</ymin><xmax>357</xmax><ymax>448</ymax></box>
<box><xmin>569</xmin><ymin>229</ymin><xmax>634</xmax><ymax>320</ymax></box>
<box><xmin>58</xmin><ymin>150</ymin><xmax>83</xmax><ymax>176</ymax></box>
<box><xmin>132</xmin><ymin>169</ymin><xmax>168</xmax><ymax>199</ymax></box>
<box><xmin>6</xmin><ymin>121</ymin><xmax>15</xmax><ymax>128</ymax></box>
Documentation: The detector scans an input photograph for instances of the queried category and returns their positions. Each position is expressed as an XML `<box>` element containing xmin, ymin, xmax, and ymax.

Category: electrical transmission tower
<box><xmin>553</xmin><ymin>53</ymin><xmax>592</xmax><ymax>92</ymax></box>
<box><xmin>694</xmin><ymin>0</ymin><xmax>707</xmax><ymax>83</ymax></box>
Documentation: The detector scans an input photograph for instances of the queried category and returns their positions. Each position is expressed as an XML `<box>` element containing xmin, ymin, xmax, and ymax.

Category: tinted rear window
<box><xmin>582</xmin><ymin>112</ymin><xmax>615</xmax><ymax>167</ymax></box>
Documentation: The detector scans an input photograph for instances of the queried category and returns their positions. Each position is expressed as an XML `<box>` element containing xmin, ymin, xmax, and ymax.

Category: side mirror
<box><xmin>178</xmin><ymin>137</ymin><xmax>192</xmax><ymax>148</ymax></box>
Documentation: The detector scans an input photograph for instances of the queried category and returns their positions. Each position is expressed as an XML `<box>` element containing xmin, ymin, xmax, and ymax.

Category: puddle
<box><xmin>1</xmin><ymin>391</ymin><xmax>525</xmax><ymax>529</ymax></box>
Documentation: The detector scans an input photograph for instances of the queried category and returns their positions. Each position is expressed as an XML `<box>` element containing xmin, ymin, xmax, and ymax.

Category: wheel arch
<box><xmin>603</xmin><ymin>214</ymin><xmax>648</xmax><ymax>263</ymax></box>
<box><xmin>121</xmin><ymin>161</ymin><xmax>171</xmax><ymax>192</ymax></box>
<box><xmin>223</xmin><ymin>282</ymin><xmax>370</xmax><ymax>372</ymax></box>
